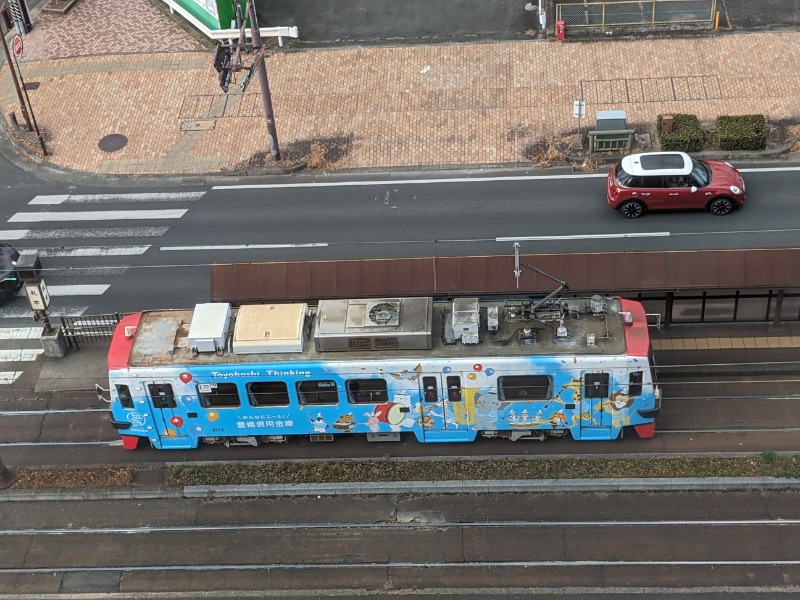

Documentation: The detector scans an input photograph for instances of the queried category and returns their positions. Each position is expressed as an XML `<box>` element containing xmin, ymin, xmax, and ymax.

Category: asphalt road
<box><xmin>1</xmin><ymin>163</ymin><xmax>799</xmax><ymax>317</ymax></box>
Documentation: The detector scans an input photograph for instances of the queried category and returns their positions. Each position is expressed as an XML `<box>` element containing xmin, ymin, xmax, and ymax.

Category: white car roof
<box><xmin>620</xmin><ymin>152</ymin><xmax>693</xmax><ymax>177</ymax></box>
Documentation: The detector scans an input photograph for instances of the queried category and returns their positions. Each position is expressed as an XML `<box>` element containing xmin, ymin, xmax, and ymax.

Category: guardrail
<box><xmin>59</xmin><ymin>313</ymin><xmax>129</xmax><ymax>349</ymax></box>
<box><xmin>556</xmin><ymin>0</ymin><xmax>717</xmax><ymax>29</ymax></box>
<box><xmin>588</xmin><ymin>129</ymin><xmax>635</xmax><ymax>152</ymax></box>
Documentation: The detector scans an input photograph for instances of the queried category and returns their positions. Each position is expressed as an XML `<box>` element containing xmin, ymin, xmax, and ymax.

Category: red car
<box><xmin>607</xmin><ymin>151</ymin><xmax>745</xmax><ymax>219</ymax></box>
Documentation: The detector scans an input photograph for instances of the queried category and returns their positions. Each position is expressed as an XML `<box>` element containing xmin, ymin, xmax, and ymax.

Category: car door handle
<box><xmin>640</xmin><ymin>193</ymin><xmax>651</xmax><ymax>196</ymax></box>
<box><xmin>669</xmin><ymin>193</ymin><xmax>679</xmax><ymax>196</ymax></box>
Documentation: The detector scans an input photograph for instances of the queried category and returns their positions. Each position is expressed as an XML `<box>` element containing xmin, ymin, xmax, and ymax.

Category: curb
<box><xmin>3</xmin><ymin>477</ymin><xmax>800</xmax><ymax>501</ymax></box>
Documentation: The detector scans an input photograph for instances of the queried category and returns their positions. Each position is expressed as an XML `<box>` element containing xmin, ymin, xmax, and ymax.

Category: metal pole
<box><xmin>247</xmin><ymin>0</ymin><xmax>280</xmax><ymax>161</ymax></box>
<box><xmin>0</xmin><ymin>3</ymin><xmax>32</xmax><ymax>132</ymax></box>
<box><xmin>12</xmin><ymin>52</ymin><xmax>46</xmax><ymax>155</ymax></box>
<box><xmin>40</xmin><ymin>310</ymin><xmax>53</xmax><ymax>335</ymax></box>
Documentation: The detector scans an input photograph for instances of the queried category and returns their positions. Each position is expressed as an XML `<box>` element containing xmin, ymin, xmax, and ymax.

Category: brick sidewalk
<box><xmin>1</xmin><ymin>0</ymin><xmax>799</xmax><ymax>175</ymax></box>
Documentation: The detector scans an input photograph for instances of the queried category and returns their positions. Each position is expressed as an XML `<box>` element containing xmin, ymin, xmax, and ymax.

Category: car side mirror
<box><xmin>690</xmin><ymin>186</ymin><xmax>698</xmax><ymax>193</ymax></box>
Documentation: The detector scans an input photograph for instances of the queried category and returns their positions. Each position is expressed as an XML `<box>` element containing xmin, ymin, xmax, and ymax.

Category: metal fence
<box><xmin>556</xmin><ymin>0</ymin><xmax>717</xmax><ymax>29</ymax></box>
<box><xmin>59</xmin><ymin>313</ymin><xmax>128</xmax><ymax>349</ymax></box>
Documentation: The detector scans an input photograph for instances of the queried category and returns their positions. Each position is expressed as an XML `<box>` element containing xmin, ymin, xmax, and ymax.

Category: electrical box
<box><xmin>188</xmin><ymin>303</ymin><xmax>231</xmax><ymax>353</ymax></box>
<box><xmin>595</xmin><ymin>110</ymin><xmax>627</xmax><ymax>131</ymax></box>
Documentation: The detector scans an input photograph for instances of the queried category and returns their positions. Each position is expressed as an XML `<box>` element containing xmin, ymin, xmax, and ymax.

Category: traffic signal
<box><xmin>213</xmin><ymin>45</ymin><xmax>233</xmax><ymax>93</ymax></box>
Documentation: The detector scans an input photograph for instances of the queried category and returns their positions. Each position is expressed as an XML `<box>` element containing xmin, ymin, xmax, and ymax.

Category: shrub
<box><xmin>717</xmin><ymin>114</ymin><xmax>767</xmax><ymax>151</ymax></box>
<box><xmin>657</xmin><ymin>114</ymin><xmax>703</xmax><ymax>152</ymax></box>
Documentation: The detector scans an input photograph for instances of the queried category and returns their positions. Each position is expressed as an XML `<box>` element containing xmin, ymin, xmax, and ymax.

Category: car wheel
<box><xmin>620</xmin><ymin>200</ymin><xmax>644</xmax><ymax>219</ymax></box>
<box><xmin>709</xmin><ymin>197</ymin><xmax>734</xmax><ymax>216</ymax></box>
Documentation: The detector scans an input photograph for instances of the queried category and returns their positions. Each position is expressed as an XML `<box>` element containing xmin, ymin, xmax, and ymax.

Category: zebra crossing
<box><xmin>0</xmin><ymin>190</ymin><xmax>205</xmax><ymax>385</ymax></box>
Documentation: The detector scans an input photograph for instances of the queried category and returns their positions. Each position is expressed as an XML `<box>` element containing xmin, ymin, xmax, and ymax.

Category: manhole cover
<box><xmin>98</xmin><ymin>133</ymin><xmax>128</xmax><ymax>152</ymax></box>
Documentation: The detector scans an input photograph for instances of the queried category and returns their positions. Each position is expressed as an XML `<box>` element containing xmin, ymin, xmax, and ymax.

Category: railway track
<box><xmin>1</xmin><ymin>372</ymin><xmax>799</xmax><ymax>464</ymax></box>
<box><xmin>1</xmin><ymin>491</ymin><xmax>800</xmax><ymax>597</ymax></box>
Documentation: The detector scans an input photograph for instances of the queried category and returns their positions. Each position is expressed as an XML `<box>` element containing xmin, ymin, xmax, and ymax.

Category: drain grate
<box><xmin>98</xmin><ymin>133</ymin><xmax>128</xmax><ymax>153</ymax></box>
<box><xmin>24</xmin><ymin>82</ymin><xmax>40</xmax><ymax>91</ymax></box>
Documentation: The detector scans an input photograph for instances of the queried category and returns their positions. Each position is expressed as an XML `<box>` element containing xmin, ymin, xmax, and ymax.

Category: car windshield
<box><xmin>690</xmin><ymin>159</ymin><xmax>711</xmax><ymax>187</ymax></box>
<box><xmin>614</xmin><ymin>163</ymin><xmax>634</xmax><ymax>186</ymax></box>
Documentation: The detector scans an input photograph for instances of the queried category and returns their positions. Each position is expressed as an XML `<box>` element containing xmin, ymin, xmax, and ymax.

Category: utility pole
<box><xmin>0</xmin><ymin>2</ymin><xmax>46</xmax><ymax>155</ymax></box>
<box><xmin>214</xmin><ymin>1</ymin><xmax>281</xmax><ymax>161</ymax></box>
<box><xmin>0</xmin><ymin>2</ymin><xmax>31</xmax><ymax>131</ymax></box>
<box><xmin>246</xmin><ymin>0</ymin><xmax>280</xmax><ymax>160</ymax></box>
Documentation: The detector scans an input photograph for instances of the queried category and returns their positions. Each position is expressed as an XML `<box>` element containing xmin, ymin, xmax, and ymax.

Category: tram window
<box><xmin>629</xmin><ymin>371</ymin><xmax>643</xmax><ymax>396</ymax></box>
<box><xmin>147</xmin><ymin>383</ymin><xmax>176</xmax><ymax>409</ymax></box>
<box><xmin>247</xmin><ymin>381</ymin><xmax>290</xmax><ymax>407</ymax></box>
<box><xmin>584</xmin><ymin>372</ymin><xmax>610</xmax><ymax>399</ymax></box>
<box><xmin>498</xmin><ymin>375</ymin><xmax>552</xmax><ymax>401</ymax></box>
<box><xmin>347</xmin><ymin>378</ymin><xmax>387</xmax><ymax>404</ymax></box>
<box><xmin>422</xmin><ymin>376</ymin><xmax>438</xmax><ymax>402</ymax></box>
<box><xmin>446</xmin><ymin>376</ymin><xmax>462</xmax><ymax>402</ymax></box>
<box><xmin>297</xmin><ymin>380</ymin><xmax>339</xmax><ymax>405</ymax></box>
<box><xmin>116</xmin><ymin>384</ymin><xmax>133</xmax><ymax>409</ymax></box>
<box><xmin>197</xmin><ymin>382</ymin><xmax>241</xmax><ymax>408</ymax></box>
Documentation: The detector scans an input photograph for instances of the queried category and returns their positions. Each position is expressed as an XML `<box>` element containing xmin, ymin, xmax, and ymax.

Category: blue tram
<box><xmin>106</xmin><ymin>295</ymin><xmax>660</xmax><ymax>450</ymax></box>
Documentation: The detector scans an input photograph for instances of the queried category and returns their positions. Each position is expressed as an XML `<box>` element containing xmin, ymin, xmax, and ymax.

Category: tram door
<box><xmin>146</xmin><ymin>383</ymin><xmax>190</xmax><ymax>448</ymax></box>
<box><xmin>420</xmin><ymin>374</ymin><xmax>467</xmax><ymax>440</ymax></box>
<box><xmin>581</xmin><ymin>372</ymin><xmax>611</xmax><ymax>429</ymax></box>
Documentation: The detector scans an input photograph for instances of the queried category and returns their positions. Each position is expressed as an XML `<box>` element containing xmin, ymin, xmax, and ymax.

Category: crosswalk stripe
<box><xmin>0</xmin><ymin>305</ymin><xmax>88</xmax><ymax>319</ymax></box>
<box><xmin>33</xmin><ymin>266</ymin><xmax>128</xmax><ymax>277</ymax></box>
<box><xmin>0</xmin><ymin>349</ymin><xmax>43</xmax><ymax>362</ymax></box>
<box><xmin>30</xmin><ymin>192</ymin><xmax>205</xmax><ymax>205</ymax></box>
<box><xmin>0</xmin><ymin>372</ymin><xmax>22</xmax><ymax>384</ymax></box>
<box><xmin>0</xmin><ymin>230</ymin><xmax>29</xmax><ymax>240</ymax></box>
<box><xmin>42</xmin><ymin>284</ymin><xmax>110</xmax><ymax>296</ymax></box>
<box><xmin>33</xmin><ymin>246</ymin><xmax>150</xmax><ymax>257</ymax></box>
<box><xmin>12</xmin><ymin>227</ymin><xmax>170</xmax><ymax>239</ymax></box>
<box><xmin>0</xmin><ymin>327</ymin><xmax>42</xmax><ymax>340</ymax></box>
<box><xmin>9</xmin><ymin>210</ymin><xmax>188</xmax><ymax>222</ymax></box>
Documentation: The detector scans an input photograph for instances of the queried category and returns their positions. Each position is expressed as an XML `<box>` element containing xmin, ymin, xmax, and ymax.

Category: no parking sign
<box><xmin>12</xmin><ymin>35</ymin><xmax>23</xmax><ymax>58</ymax></box>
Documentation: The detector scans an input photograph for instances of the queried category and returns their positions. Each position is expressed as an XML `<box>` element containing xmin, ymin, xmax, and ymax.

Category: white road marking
<box><xmin>213</xmin><ymin>173</ymin><xmax>609</xmax><ymax>190</ymax></box>
<box><xmin>0</xmin><ymin>305</ymin><xmax>88</xmax><ymax>319</ymax></box>
<box><xmin>34</xmin><ymin>246</ymin><xmax>150</xmax><ymax>257</ymax></box>
<box><xmin>29</xmin><ymin>192</ymin><xmax>205</xmax><ymax>205</ymax></box>
<box><xmin>39</xmin><ymin>284</ymin><xmax>110</xmax><ymax>296</ymax></box>
<box><xmin>212</xmin><ymin>165</ymin><xmax>800</xmax><ymax>190</ymax></box>
<box><xmin>0</xmin><ymin>349</ymin><xmax>43</xmax><ymax>362</ymax></box>
<box><xmin>15</xmin><ymin>227</ymin><xmax>170</xmax><ymax>239</ymax></box>
<box><xmin>739</xmin><ymin>167</ymin><xmax>800</xmax><ymax>172</ymax></box>
<box><xmin>0</xmin><ymin>371</ymin><xmax>22</xmax><ymax>384</ymax></box>
<box><xmin>8</xmin><ymin>210</ymin><xmax>188</xmax><ymax>222</ymax></box>
<box><xmin>29</xmin><ymin>266</ymin><xmax>129</xmax><ymax>277</ymax></box>
<box><xmin>160</xmin><ymin>243</ymin><xmax>329</xmax><ymax>251</ymax></box>
<box><xmin>497</xmin><ymin>232</ymin><xmax>671</xmax><ymax>242</ymax></box>
<box><xmin>0</xmin><ymin>230</ymin><xmax>28</xmax><ymax>240</ymax></box>
<box><xmin>0</xmin><ymin>327</ymin><xmax>42</xmax><ymax>340</ymax></box>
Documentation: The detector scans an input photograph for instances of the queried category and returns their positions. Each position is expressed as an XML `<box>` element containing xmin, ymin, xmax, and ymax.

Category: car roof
<box><xmin>619</xmin><ymin>152</ymin><xmax>693</xmax><ymax>177</ymax></box>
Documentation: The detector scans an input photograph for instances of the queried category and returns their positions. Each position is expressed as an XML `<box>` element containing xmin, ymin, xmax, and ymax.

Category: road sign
<box><xmin>24</xmin><ymin>279</ymin><xmax>50</xmax><ymax>311</ymax></box>
<box><xmin>12</xmin><ymin>35</ymin><xmax>23</xmax><ymax>58</ymax></box>
<box><xmin>573</xmin><ymin>100</ymin><xmax>585</xmax><ymax>119</ymax></box>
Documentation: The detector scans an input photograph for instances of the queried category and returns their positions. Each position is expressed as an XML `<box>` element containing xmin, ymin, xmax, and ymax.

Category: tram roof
<box><xmin>123</xmin><ymin>297</ymin><xmax>632</xmax><ymax>368</ymax></box>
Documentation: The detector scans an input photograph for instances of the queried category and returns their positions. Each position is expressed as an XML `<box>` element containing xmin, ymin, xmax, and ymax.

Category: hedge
<box><xmin>717</xmin><ymin>114</ymin><xmax>767</xmax><ymax>151</ymax></box>
<box><xmin>657</xmin><ymin>114</ymin><xmax>703</xmax><ymax>152</ymax></box>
